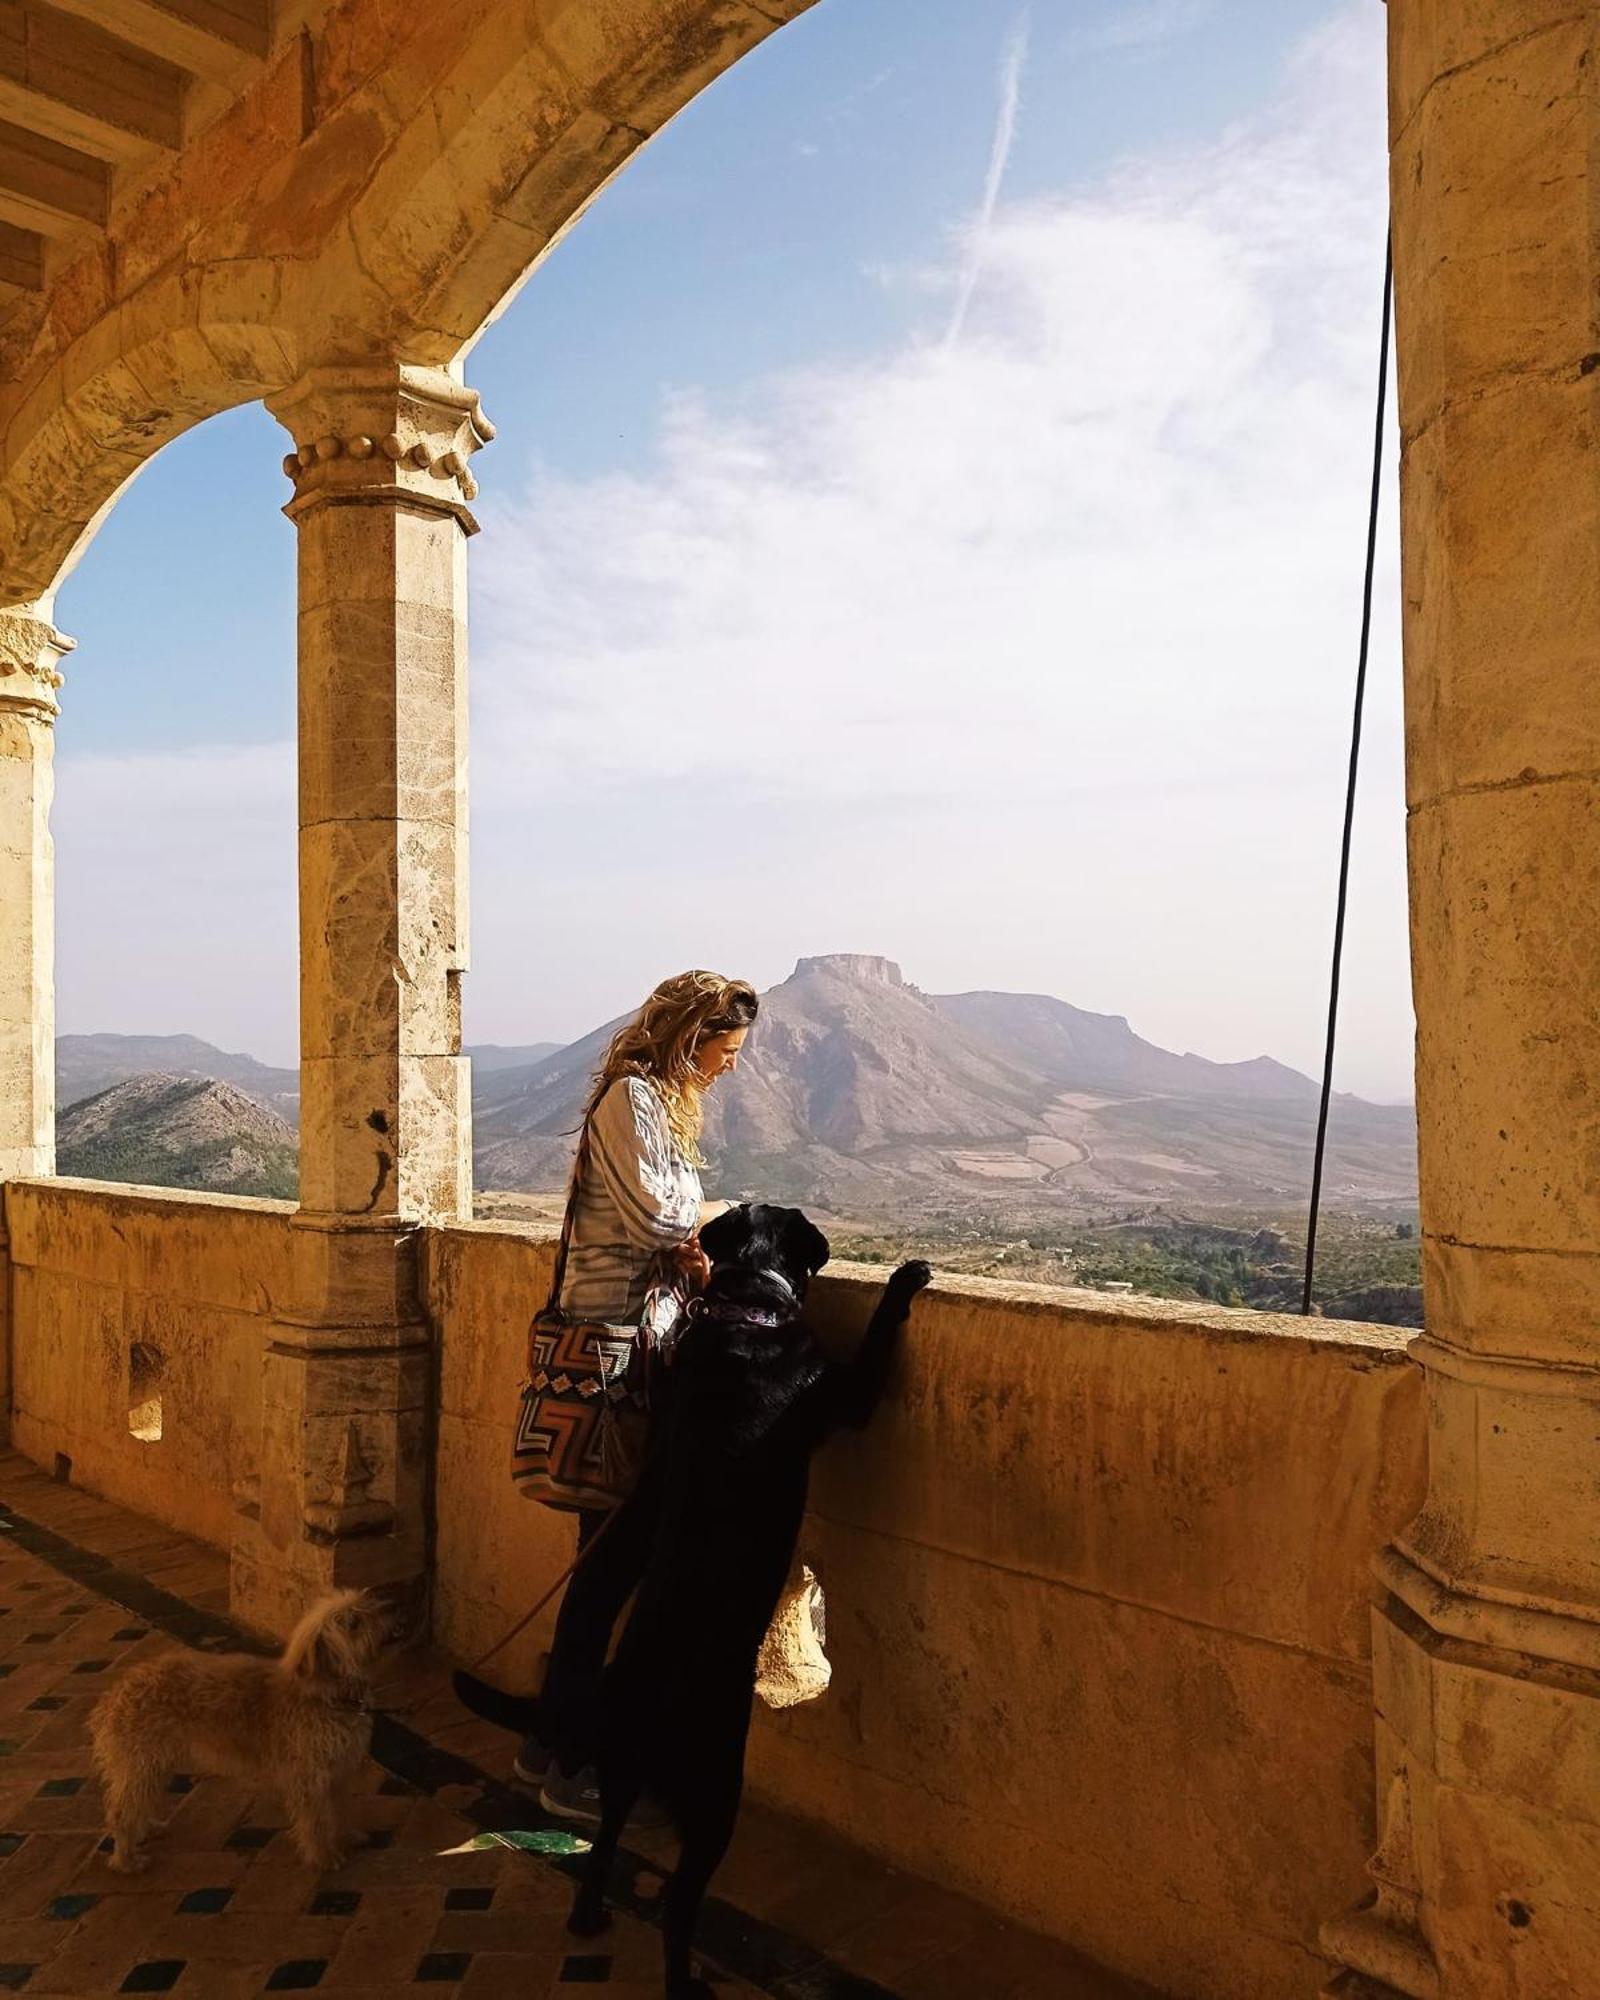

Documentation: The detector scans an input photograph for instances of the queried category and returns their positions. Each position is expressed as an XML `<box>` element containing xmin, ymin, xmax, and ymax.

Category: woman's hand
<box><xmin>674</xmin><ymin>1236</ymin><xmax>712</xmax><ymax>1292</ymax></box>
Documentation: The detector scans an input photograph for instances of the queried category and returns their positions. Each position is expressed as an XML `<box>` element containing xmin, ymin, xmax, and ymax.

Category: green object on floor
<box><xmin>439</xmin><ymin>1827</ymin><xmax>592</xmax><ymax>1857</ymax></box>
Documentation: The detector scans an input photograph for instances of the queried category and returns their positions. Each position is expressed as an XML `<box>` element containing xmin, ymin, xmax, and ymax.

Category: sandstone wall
<box><xmin>3</xmin><ymin>1178</ymin><xmax>293</xmax><ymax>1549</ymax></box>
<box><xmin>425</xmin><ymin>1220</ymin><xmax>1427</xmax><ymax>2000</ymax></box>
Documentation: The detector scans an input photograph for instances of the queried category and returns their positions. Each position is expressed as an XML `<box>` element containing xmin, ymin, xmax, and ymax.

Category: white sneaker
<box><xmin>539</xmin><ymin>1769</ymin><xmax>670</xmax><ymax>1831</ymax></box>
<box><xmin>538</xmin><ymin>1768</ymin><xmax>602</xmax><ymax>1823</ymax></box>
<box><xmin>511</xmin><ymin>1750</ymin><xmax>549</xmax><ymax>1787</ymax></box>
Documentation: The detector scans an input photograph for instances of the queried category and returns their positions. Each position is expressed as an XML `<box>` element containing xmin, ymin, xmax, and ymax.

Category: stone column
<box><xmin>1324</xmin><ymin>8</ymin><xmax>1600</xmax><ymax>1996</ymax></box>
<box><xmin>231</xmin><ymin>364</ymin><xmax>491</xmax><ymax>1635</ymax></box>
<box><xmin>0</xmin><ymin>608</ymin><xmax>71</xmax><ymax>1445</ymax></box>
<box><xmin>0</xmin><ymin>609</ymin><xmax>70</xmax><ymax>1183</ymax></box>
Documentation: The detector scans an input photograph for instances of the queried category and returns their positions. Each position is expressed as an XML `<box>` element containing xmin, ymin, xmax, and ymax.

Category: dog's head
<box><xmin>280</xmin><ymin>1588</ymin><xmax>390</xmax><ymax>1688</ymax></box>
<box><xmin>699</xmin><ymin>1203</ymin><xmax>830</xmax><ymax>1318</ymax></box>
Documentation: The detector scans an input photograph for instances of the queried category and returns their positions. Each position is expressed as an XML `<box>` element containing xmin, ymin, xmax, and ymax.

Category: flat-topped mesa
<box><xmin>792</xmin><ymin>954</ymin><xmax>904</xmax><ymax>986</ymax></box>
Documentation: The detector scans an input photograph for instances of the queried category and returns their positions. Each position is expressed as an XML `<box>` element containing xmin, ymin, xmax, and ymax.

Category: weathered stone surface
<box><xmin>1408</xmin><ymin>783</ymin><xmax>1600</xmax><ymax>1267</ymax></box>
<box><xmin>278</xmin><ymin>365</ymin><xmax>479</xmax><ymax>1228</ymax></box>
<box><xmin>1421</xmin><ymin>1749</ymin><xmax>1600</xmax><ymax>1995</ymax></box>
<box><xmin>2</xmin><ymin>1180</ymin><xmax>279</xmax><ymax>1548</ymax></box>
<box><xmin>1327</xmin><ymin>9</ymin><xmax>1600</xmax><ymax>1995</ymax></box>
<box><xmin>1399</xmin><ymin>380</ymin><xmax>1600</xmax><ymax>806</ymax></box>
<box><xmin>1420</xmin><ymin>1234</ymin><xmax>1600</xmax><ymax>1366</ymax></box>
<box><xmin>1398</xmin><ymin>1347</ymin><xmax>1600</xmax><ymax>1647</ymax></box>
<box><xmin>0</xmin><ymin>609</ymin><xmax>70</xmax><ymax>1184</ymax></box>
<box><xmin>425</xmin><ymin>1218</ymin><xmax>574</xmax><ymax>1687</ymax></box>
<box><xmin>1392</xmin><ymin>15</ymin><xmax>1599</xmax><ymax>433</ymax></box>
<box><xmin>298</xmin><ymin>1050</ymin><xmax>469</xmax><ymax>1221</ymax></box>
<box><xmin>1386</xmin><ymin>0</ymin><xmax>1589</xmax><ymax>144</ymax></box>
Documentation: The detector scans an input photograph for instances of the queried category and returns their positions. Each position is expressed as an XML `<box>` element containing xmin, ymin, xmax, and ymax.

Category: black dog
<box><xmin>567</xmin><ymin>1203</ymin><xmax>931</xmax><ymax>1997</ymax></box>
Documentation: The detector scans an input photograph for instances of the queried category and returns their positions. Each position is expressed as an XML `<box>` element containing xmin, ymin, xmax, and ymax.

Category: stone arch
<box><xmin>0</xmin><ymin>0</ymin><xmax>815</xmax><ymax>610</ymax></box>
<box><xmin>327</xmin><ymin>0</ymin><xmax>817</xmax><ymax>366</ymax></box>
<box><xmin>0</xmin><ymin>257</ymin><xmax>299</xmax><ymax>608</ymax></box>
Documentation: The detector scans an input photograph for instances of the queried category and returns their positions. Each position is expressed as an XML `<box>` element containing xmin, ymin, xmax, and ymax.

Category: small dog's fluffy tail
<box><xmin>279</xmin><ymin>1588</ymin><xmax>373</xmax><ymax>1684</ymax></box>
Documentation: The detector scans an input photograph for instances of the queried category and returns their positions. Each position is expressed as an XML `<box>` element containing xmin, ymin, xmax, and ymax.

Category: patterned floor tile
<box><xmin>0</xmin><ymin>1454</ymin><xmax>1149</xmax><ymax>1999</ymax></box>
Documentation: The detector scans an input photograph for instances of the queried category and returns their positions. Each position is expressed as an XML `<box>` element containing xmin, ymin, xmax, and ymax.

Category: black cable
<box><xmin>1302</xmin><ymin>227</ymin><xmax>1393</xmax><ymax>1316</ymax></box>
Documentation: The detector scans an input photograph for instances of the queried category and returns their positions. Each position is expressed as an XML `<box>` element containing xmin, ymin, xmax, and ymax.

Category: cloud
<box><xmin>469</xmin><ymin>4</ymin><xmax>1411</xmax><ymax>1096</ymax></box>
<box><xmin>47</xmin><ymin>5</ymin><xmax>1411</xmax><ymax>1103</ymax></box>
<box><xmin>1067</xmin><ymin>1</ymin><xmax>1216</xmax><ymax>55</ymax></box>
<box><xmin>946</xmin><ymin>12</ymin><xmax>1030</xmax><ymax>348</ymax></box>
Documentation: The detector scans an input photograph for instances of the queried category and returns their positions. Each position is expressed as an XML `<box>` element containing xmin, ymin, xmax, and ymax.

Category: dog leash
<box><xmin>362</xmin><ymin>1511</ymin><xmax>620</xmax><ymax>1718</ymax></box>
<box><xmin>465</xmin><ymin>1506</ymin><xmax>620</xmax><ymax>1674</ymax></box>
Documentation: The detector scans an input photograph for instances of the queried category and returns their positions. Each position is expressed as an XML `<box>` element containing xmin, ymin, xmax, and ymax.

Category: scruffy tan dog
<box><xmin>89</xmin><ymin>1589</ymin><xmax>389</xmax><ymax>1874</ymax></box>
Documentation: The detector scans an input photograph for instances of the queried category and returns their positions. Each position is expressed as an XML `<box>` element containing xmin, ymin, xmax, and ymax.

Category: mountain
<box><xmin>55</xmin><ymin>1035</ymin><xmax>569</xmax><ymax>1127</ymax></box>
<box><xmin>58</xmin><ymin>1034</ymin><xmax>301</xmax><ymax>1125</ymax></box>
<box><xmin>932</xmin><ymin>990</ymin><xmax>1319</xmax><ymax>1102</ymax></box>
<box><xmin>466</xmin><ymin>1042</ymin><xmax>563</xmax><ymax>1074</ymax></box>
<box><xmin>56</xmin><ymin>1075</ymin><xmax>299</xmax><ymax>1201</ymax></box>
<box><xmin>472</xmin><ymin>954</ymin><xmax>1418</xmax><ymax>1221</ymax></box>
<box><xmin>55</xmin><ymin>963</ymin><xmax>1417</xmax><ymax>1223</ymax></box>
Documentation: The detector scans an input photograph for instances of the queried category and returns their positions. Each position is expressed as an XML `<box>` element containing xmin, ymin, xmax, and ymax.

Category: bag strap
<box><xmin>544</xmin><ymin>1116</ymin><xmax>593</xmax><ymax>1316</ymax></box>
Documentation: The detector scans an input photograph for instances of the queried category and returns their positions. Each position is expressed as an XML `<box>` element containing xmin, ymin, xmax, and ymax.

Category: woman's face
<box><xmin>694</xmin><ymin>1027</ymin><xmax>748</xmax><ymax>1086</ymax></box>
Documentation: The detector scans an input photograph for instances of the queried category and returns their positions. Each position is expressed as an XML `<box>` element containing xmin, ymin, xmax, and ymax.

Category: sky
<box><xmin>50</xmin><ymin>0</ymin><xmax>1414</xmax><ymax>1101</ymax></box>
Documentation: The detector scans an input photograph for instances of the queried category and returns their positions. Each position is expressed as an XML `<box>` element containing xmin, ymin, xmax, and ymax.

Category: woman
<box><xmin>524</xmin><ymin>968</ymin><xmax>758</xmax><ymax>1821</ymax></box>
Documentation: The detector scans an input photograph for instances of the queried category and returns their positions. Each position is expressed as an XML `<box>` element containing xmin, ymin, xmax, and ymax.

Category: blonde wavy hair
<box><xmin>585</xmin><ymin>970</ymin><xmax>759</xmax><ymax>1168</ymax></box>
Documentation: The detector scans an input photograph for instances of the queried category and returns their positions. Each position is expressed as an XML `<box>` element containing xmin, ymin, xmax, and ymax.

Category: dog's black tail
<box><xmin>451</xmin><ymin>1669</ymin><xmax>542</xmax><ymax>1737</ymax></box>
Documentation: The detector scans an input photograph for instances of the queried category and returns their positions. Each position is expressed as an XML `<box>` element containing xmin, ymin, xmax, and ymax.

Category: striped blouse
<box><xmin>560</xmin><ymin>1075</ymin><xmax>703</xmax><ymax>1323</ymax></box>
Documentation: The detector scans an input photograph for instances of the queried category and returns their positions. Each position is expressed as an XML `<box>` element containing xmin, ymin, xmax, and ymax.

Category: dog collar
<box><xmin>698</xmin><ymin>1299</ymin><xmax>794</xmax><ymax>1328</ymax></box>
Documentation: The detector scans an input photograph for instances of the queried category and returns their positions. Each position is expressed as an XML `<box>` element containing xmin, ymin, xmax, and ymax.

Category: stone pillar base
<box><xmin>229</xmin><ymin>1214</ymin><xmax>434</xmax><ymax>1640</ymax></box>
<box><xmin>1323</xmin><ymin>1571</ymin><xmax>1600</xmax><ymax>1997</ymax></box>
<box><xmin>1321</xmin><ymin>1907</ymin><xmax>1438</xmax><ymax>2000</ymax></box>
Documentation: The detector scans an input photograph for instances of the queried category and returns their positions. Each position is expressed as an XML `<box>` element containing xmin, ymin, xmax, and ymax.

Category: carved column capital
<box><xmin>0</xmin><ymin>609</ymin><xmax>73</xmax><ymax>721</ymax></box>
<box><xmin>267</xmin><ymin>362</ymin><xmax>495</xmax><ymax>531</ymax></box>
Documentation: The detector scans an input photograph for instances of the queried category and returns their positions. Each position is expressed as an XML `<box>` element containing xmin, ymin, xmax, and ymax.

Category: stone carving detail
<box><xmin>0</xmin><ymin>610</ymin><xmax>72</xmax><ymax>718</ymax></box>
<box><xmin>273</xmin><ymin>365</ymin><xmax>495</xmax><ymax>516</ymax></box>
<box><xmin>280</xmin><ymin>428</ymin><xmax>485</xmax><ymax>501</ymax></box>
<box><xmin>1320</xmin><ymin>1766</ymin><xmax>1441</xmax><ymax>1999</ymax></box>
<box><xmin>231</xmin><ymin>1465</ymin><xmax>261</xmax><ymax>1525</ymax></box>
<box><xmin>303</xmin><ymin>1419</ymin><xmax>396</xmax><ymax>1542</ymax></box>
<box><xmin>1368</xmin><ymin>1768</ymin><xmax>1427</xmax><ymax>1938</ymax></box>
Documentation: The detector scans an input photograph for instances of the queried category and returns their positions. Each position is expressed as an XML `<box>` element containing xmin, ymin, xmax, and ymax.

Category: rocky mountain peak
<box><xmin>790</xmin><ymin>954</ymin><xmax>905</xmax><ymax>987</ymax></box>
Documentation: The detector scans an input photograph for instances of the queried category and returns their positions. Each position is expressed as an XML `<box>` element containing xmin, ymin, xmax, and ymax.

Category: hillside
<box><xmin>473</xmin><ymin>954</ymin><xmax>1418</xmax><ymax>1222</ymax></box>
<box><xmin>466</xmin><ymin>1042</ymin><xmax>563</xmax><ymax>1074</ymax></box>
<box><xmin>58</xmin><ymin>1034</ymin><xmax>301</xmax><ymax>1126</ymax></box>
<box><xmin>56</xmin><ymin>1075</ymin><xmax>300</xmax><ymax>1201</ymax></box>
<box><xmin>54</xmin><ymin>961</ymin><xmax>1417</xmax><ymax>1226</ymax></box>
<box><xmin>56</xmin><ymin>1035</ymin><xmax>565</xmax><ymax>1128</ymax></box>
<box><xmin>932</xmin><ymin>989</ymin><xmax>1318</xmax><ymax>1101</ymax></box>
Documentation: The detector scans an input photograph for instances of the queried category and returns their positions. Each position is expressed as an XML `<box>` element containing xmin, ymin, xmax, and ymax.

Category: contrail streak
<box><xmin>945</xmin><ymin>12</ymin><xmax>1030</xmax><ymax>349</ymax></box>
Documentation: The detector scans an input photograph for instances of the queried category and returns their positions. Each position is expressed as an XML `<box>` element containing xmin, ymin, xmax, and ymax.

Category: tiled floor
<box><xmin>0</xmin><ymin>1455</ymin><xmax>1152</xmax><ymax>1999</ymax></box>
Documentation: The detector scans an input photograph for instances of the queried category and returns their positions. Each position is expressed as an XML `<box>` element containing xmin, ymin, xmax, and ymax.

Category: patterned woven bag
<box><xmin>510</xmin><ymin>1121</ymin><xmax>656</xmax><ymax>1514</ymax></box>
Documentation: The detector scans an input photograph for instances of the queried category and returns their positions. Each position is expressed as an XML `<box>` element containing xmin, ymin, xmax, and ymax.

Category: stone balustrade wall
<box><xmin>1</xmin><ymin>1180</ymin><xmax>1427</xmax><ymax>1997</ymax></box>
<box><xmin>3</xmin><ymin>1179</ymin><xmax>294</xmax><ymax>1548</ymax></box>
